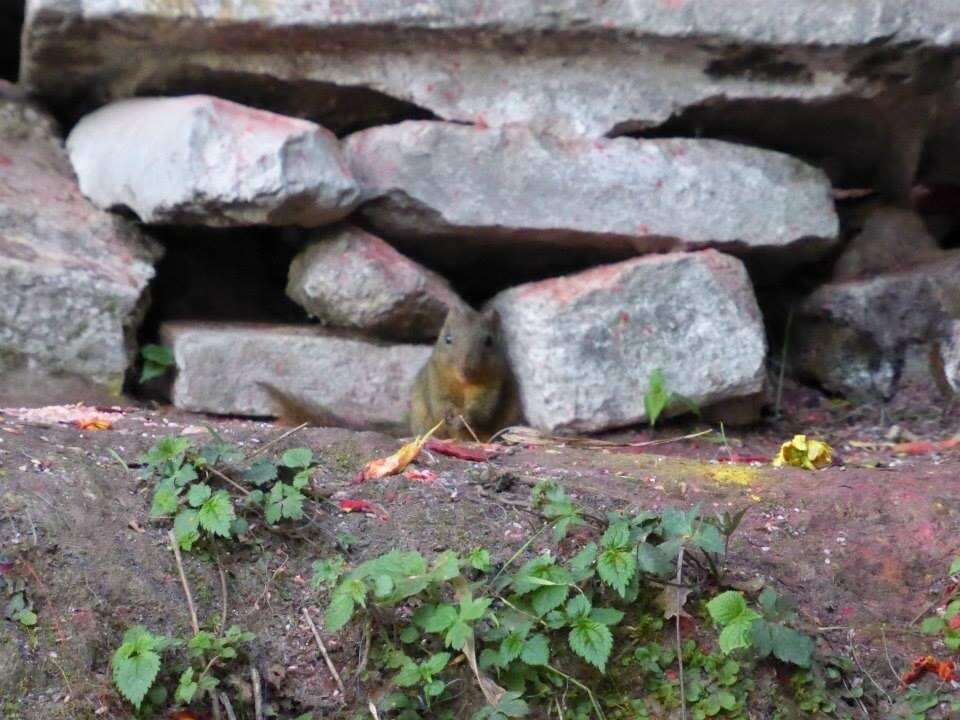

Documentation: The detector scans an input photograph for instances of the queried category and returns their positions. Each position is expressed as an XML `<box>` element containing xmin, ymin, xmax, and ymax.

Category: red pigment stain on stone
<box><xmin>0</xmin><ymin>155</ymin><xmax>11</xmax><ymax>167</ymax></box>
<box><xmin>661</xmin><ymin>0</ymin><xmax>686</xmax><ymax>7</ymax></box>
<box><xmin>208</xmin><ymin>97</ymin><xmax>308</xmax><ymax>135</ymax></box>
<box><xmin>515</xmin><ymin>261</ymin><xmax>628</xmax><ymax>305</ymax></box>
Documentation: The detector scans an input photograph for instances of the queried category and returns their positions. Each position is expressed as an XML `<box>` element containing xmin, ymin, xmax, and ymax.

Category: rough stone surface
<box><xmin>346</xmin><ymin>121</ymin><xmax>837</xmax><ymax>260</ymax></box>
<box><xmin>287</xmin><ymin>225</ymin><xmax>469</xmax><ymax>341</ymax></box>
<box><xmin>0</xmin><ymin>82</ymin><xmax>160</xmax><ymax>402</ymax></box>
<box><xmin>21</xmin><ymin>1</ymin><xmax>960</xmax><ymax>137</ymax></box>
<box><xmin>792</xmin><ymin>253</ymin><xmax>960</xmax><ymax>398</ymax></box>
<box><xmin>161</xmin><ymin>322</ymin><xmax>431</xmax><ymax>430</ymax></box>
<box><xmin>937</xmin><ymin>321</ymin><xmax>960</xmax><ymax>395</ymax></box>
<box><xmin>66</xmin><ymin>95</ymin><xmax>360</xmax><ymax>226</ymax></box>
<box><xmin>489</xmin><ymin>250</ymin><xmax>767</xmax><ymax>433</ymax></box>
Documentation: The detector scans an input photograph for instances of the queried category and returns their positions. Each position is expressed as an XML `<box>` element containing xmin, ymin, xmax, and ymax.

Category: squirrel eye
<box><xmin>444</xmin><ymin>334</ymin><xmax>453</xmax><ymax>345</ymax></box>
<box><xmin>484</xmin><ymin>335</ymin><xmax>494</xmax><ymax>347</ymax></box>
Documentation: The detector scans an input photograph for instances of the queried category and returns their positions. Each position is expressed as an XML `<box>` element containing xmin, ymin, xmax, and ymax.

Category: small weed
<box><xmin>140</xmin><ymin>430</ymin><xmax>321</xmax><ymax>551</ymax></box>
<box><xmin>314</xmin><ymin>481</ymin><xmax>834</xmax><ymax>719</ymax></box>
<box><xmin>644</xmin><ymin>368</ymin><xmax>699</xmax><ymax>428</ymax></box>
<box><xmin>139</xmin><ymin>344</ymin><xmax>174</xmax><ymax>384</ymax></box>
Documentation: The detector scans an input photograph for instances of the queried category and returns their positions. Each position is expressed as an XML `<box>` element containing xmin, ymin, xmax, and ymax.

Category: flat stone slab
<box><xmin>287</xmin><ymin>225</ymin><xmax>469</xmax><ymax>341</ymax></box>
<box><xmin>21</xmin><ymin>1</ymin><xmax>960</xmax><ymax>136</ymax></box>
<box><xmin>66</xmin><ymin>95</ymin><xmax>360</xmax><ymax>226</ymax></box>
<box><xmin>0</xmin><ymin>82</ymin><xmax>159</xmax><ymax>402</ymax></box>
<box><xmin>161</xmin><ymin>322</ymin><xmax>432</xmax><ymax>430</ymax></box>
<box><xmin>345</xmin><ymin>121</ymin><xmax>837</xmax><ymax>259</ymax></box>
<box><xmin>490</xmin><ymin>250</ymin><xmax>767</xmax><ymax>433</ymax></box>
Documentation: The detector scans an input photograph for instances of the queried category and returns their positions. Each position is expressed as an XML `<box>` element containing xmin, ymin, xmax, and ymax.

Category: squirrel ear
<box><xmin>483</xmin><ymin>308</ymin><xmax>502</xmax><ymax>328</ymax></box>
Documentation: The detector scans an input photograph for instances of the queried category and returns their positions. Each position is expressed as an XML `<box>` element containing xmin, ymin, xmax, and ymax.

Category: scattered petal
<box><xmin>403</xmin><ymin>468</ymin><xmax>439</xmax><ymax>483</ymax></box>
<box><xmin>772</xmin><ymin>435</ymin><xmax>833</xmax><ymax>470</ymax></box>
<box><xmin>425</xmin><ymin>439</ymin><xmax>503</xmax><ymax>461</ymax></box>
<box><xmin>356</xmin><ymin>421</ymin><xmax>442</xmax><ymax>482</ymax></box>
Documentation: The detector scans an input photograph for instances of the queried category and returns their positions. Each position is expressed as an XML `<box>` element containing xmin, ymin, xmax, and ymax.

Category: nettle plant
<box><xmin>111</xmin><ymin>624</ymin><xmax>255</xmax><ymax>714</ymax></box>
<box><xmin>143</xmin><ymin>430</ymin><xmax>319</xmax><ymax>550</ymax></box>
<box><xmin>920</xmin><ymin>557</ymin><xmax>960</xmax><ymax>652</ymax></box>
<box><xmin>314</xmin><ymin>481</ymin><xmax>820</xmax><ymax>719</ymax></box>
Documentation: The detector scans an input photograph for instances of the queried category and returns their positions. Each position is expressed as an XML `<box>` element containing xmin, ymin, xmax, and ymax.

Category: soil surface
<box><xmin>1</xmin><ymin>381</ymin><xmax>958</xmax><ymax>719</ymax></box>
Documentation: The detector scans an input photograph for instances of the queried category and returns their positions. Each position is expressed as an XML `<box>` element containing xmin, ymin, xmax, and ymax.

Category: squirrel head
<box><xmin>435</xmin><ymin>306</ymin><xmax>506</xmax><ymax>383</ymax></box>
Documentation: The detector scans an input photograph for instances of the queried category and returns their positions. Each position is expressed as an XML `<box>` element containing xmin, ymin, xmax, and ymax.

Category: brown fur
<box><xmin>409</xmin><ymin>307</ymin><xmax>521</xmax><ymax>441</ymax></box>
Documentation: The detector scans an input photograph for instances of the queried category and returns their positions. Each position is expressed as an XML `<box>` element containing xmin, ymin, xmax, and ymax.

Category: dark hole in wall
<box><xmin>627</xmin><ymin>90</ymin><xmax>936</xmax><ymax>203</ymax></box>
<box><xmin>356</xmin><ymin>227</ymin><xmax>643</xmax><ymax>307</ymax></box>
<box><xmin>0</xmin><ymin>1</ymin><xmax>24</xmax><ymax>81</ymax></box>
<box><xmin>138</xmin><ymin>226</ymin><xmax>308</xmax><ymax>347</ymax></box>
<box><xmin>50</xmin><ymin>68</ymin><xmax>440</xmax><ymax>137</ymax></box>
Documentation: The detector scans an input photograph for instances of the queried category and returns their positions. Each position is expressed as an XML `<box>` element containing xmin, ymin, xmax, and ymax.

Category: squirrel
<box><xmin>409</xmin><ymin>306</ymin><xmax>521</xmax><ymax>442</ymax></box>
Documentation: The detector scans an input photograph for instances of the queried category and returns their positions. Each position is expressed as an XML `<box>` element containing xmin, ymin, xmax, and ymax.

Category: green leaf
<box><xmin>460</xmin><ymin>596</ymin><xmax>492</xmax><ymax>622</ymax></box>
<box><xmin>311</xmin><ymin>557</ymin><xmax>346</xmax><ymax>589</ymax></box>
<box><xmin>175</xmin><ymin>667</ymin><xmax>198</xmax><ymax>704</ymax></box>
<box><xmin>636</xmin><ymin>542</ymin><xmax>672</xmax><ymax>576</ymax></box>
<box><xmin>431</xmin><ymin>551</ymin><xmax>461</xmax><ymax>582</ymax></box>
<box><xmin>661</xmin><ymin>507</ymin><xmax>697</xmax><ymax>539</ymax></box>
<box><xmin>373</xmin><ymin>574</ymin><xmax>395</xmax><ymax>599</ymax></box>
<box><xmin>292</xmin><ymin>469</ymin><xmax>311</xmax><ymax>489</ymax></box>
<box><xmin>422</xmin><ymin>652</ymin><xmax>451</xmax><ymax>676</ymax></box>
<box><xmin>416</xmin><ymin>604</ymin><xmax>458</xmax><ymax>633</ymax></box>
<box><xmin>758</xmin><ymin>587</ymin><xmax>779</xmax><ymax>618</ymax></box>
<box><xmin>186</xmin><ymin>482</ymin><xmax>212</xmax><ymax>508</ymax></box>
<box><xmin>707</xmin><ymin>591</ymin><xmax>749</xmax><ymax>626</ymax></box>
<box><xmin>150</xmin><ymin>478</ymin><xmax>179</xmax><ymax>517</ymax></box>
<box><xmin>565</xmin><ymin>594</ymin><xmax>592</xmax><ymax>619</ymax></box>
<box><xmin>445</xmin><ymin>620</ymin><xmax>472</xmax><ymax>650</ymax></box>
<box><xmin>197</xmin><ymin>490</ymin><xmax>234</xmax><ymax>537</ymax></box>
<box><xmin>750</xmin><ymin>619</ymin><xmax>774</xmax><ymax>658</ymax></box>
<box><xmin>265</xmin><ymin>482</ymin><xmax>305</xmax><ymax>524</ymax></box>
<box><xmin>531</xmin><ymin>585</ymin><xmax>569</xmax><ymax>617</ymax></box>
<box><xmin>170</xmin><ymin>463</ymin><xmax>198</xmax><ymax>487</ymax></box>
<box><xmin>424</xmin><ymin>679</ymin><xmax>446</xmax><ymax>698</ymax></box>
<box><xmin>500</xmin><ymin>631</ymin><xmax>526</xmax><ymax>665</ymax></box>
<box><xmin>644</xmin><ymin>368</ymin><xmax>670</xmax><ymax>427</ymax></box>
<box><xmin>598</xmin><ymin>546</ymin><xmax>636</xmax><ymax>598</ymax></box>
<box><xmin>467</xmin><ymin>548</ymin><xmax>492</xmax><ymax>572</ymax></box>
<box><xmin>173</xmin><ymin>509</ymin><xmax>200</xmax><ymax>551</ymax></box>
<box><xmin>590</xmin><ymin>607</ymin><xmax>625</xmax><ymax>626</ymax></box>
<box><xmin>141</xmin><ymin>344</ymin><xmax>174</xmax><ymax>365</ymax></box>
<box><xmin>15</xmin><ymin>609</ymin><xmax>37</xmax><ymax>627</ymax></box>
<box><xmin>693</xmin><ymin>524</ymin><xmax>725</xmax><ymax>555</ymax></box>
<box><xmin>281</xmin><ymin>447</ymin><xmax>314</xmax><ymax>468</ymax></box>
<box><xmin>520</xmin><ymin>633</ymin><xmax>550</xmax><ymax>666</ymax></box>
<box><xmin>139</xmin><ymin>361</ymin><xmax>168</xmax><ymax>383</ymax></box>
<box><xmin>242</xmin><ymin>459</ymin><xmax>278</xmax><ymax>486</ymax></box>
<box><xmin>950</xmin><ymin>557</ymin><xmax>960</xmax><ymax>576</ymax></box>
<box><xmin>395</xmin><ymin>660</ymin><xmax>421</xmax><ymax>687</ymax></box>
<box><xmin>568</xmin><ymin>618</ymin><xmax>613</xmax><ymax>672</ymax></box>
<box><xmin>142</xmin><ymin>436</ymin><xmax>192</xmax><ymax>466</ymax></box>
<box><xmin>494</xmin><ymin>691</ymin><xmax>530</xmax><ymax>718</ymax></box>
<box><xmin>718</xmin><ymin>619</ymin><xmax>756</xmax><ymax>655</ymax></box>
<box><xmin>920</xmin><ymin>617</ymin><xmax>945</xmax><ymax>635</ymax></box>
<box><xmin>112</xmin><ymin>635</ymin><xmax>162</xmax><ymax>709</ymax></box>
<box><xmin>770</xmin><ymin>624</ymin><xmax>813</xmax><ymax>667</ymax></box>
<box><xmin>569</xmin><ymin>542</ymin><xmax>598</xmax><ymax>580</ymax></box>
<box><xmin>399</xmin><ymin>625</ymin><xmax>420</xmax><ymax>644</ymax></box>
<box><xmin>601</xmin><ymin>521</ymin><xmax>631</xmax><ymax>550</ymax></box>
<box><xmin>324</xmin><ymin>592</ymin><xmax>356</xmax><ymax>633</ymax></box>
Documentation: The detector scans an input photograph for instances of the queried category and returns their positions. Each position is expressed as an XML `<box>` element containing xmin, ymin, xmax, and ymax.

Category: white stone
<box><xmin>66</xmin><ymin>95</ymin><xmax>360</xmax><ymax>226</ymax></box>
<box><xmin>345</xmin><ymin>121</ymin><xmax>837</xmax><ymax>259</ymax></box>
<box><xmin>490</xmin><ymin>250</ymin><xmax>767</xmax><ymax>433</ymax></box>
<box><xmin>161</xmin><ymin>322</ymin><xmax>432</xmax><ymax>430</ymax></box>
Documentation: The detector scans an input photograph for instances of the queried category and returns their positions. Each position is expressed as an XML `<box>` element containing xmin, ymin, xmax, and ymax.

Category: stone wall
<box><xmin>3</xmin><ymin>1</ymin><xmax>960</xmax><ymax>427</ymax></box>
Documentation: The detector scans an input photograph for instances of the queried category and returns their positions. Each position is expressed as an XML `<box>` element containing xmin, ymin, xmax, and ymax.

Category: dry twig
<box><xmin>302</xmin><ymin>607</ymin><xmax>346</xmax><ymax>697</ymax></box>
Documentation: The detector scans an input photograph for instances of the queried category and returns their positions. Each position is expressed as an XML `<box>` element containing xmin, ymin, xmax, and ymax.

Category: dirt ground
<box><xmin>1</xmin><ymin>381</ymin><xmax>959</xmax><ymax>719</ymax></box>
